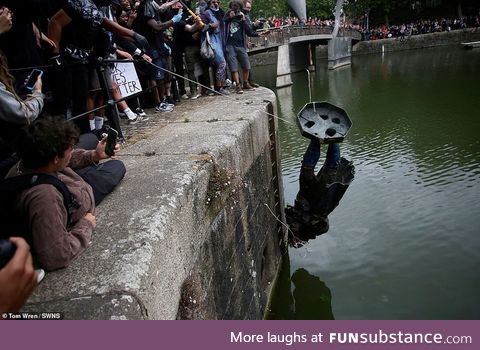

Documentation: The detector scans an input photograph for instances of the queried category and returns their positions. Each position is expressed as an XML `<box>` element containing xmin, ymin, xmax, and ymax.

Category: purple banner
<box><xmin>2</xmin><ymin>320</ymin><xmax>478</xmax><ymax>349</ymax></box>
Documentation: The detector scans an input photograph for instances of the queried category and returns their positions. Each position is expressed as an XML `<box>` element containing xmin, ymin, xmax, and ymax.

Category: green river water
<box><xmin>252</xmin><ymin>46</ymin><xmax>480</xmax><ymax>319</ymax></box>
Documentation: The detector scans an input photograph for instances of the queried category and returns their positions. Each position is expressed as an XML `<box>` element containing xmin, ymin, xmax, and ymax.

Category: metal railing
<box><xmin>248</xmin><ymin>25</ymin><xmax>362</xmax><ymax>52</ymax></box>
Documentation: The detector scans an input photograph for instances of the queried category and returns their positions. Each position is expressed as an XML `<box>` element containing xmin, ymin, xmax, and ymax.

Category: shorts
<box><xmin>89</xmin><ymin>65</ymin><xmax>112</xmax><ymax>92</ymax></box>
<box><xmin>226</xmin><ymin>45</ymin><xmax>251</xmax><ymax>72</ymax></box>
<box><xmin>147</xmin><ymin>48</ymin><xmax>171</xmax><ymax>81</ymax></box>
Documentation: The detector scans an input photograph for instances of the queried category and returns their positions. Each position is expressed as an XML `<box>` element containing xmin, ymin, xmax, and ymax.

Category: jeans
<box><xmin>302</xmin><ymin>139</ymin><xmax>340</xmax><ymax>170</ymax></box>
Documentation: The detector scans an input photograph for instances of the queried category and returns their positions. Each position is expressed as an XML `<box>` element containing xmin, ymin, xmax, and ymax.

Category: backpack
<box><xmin>0</xmin><ymin>173</ymin><xmax>78</xmax><ymax>241</ymax></box>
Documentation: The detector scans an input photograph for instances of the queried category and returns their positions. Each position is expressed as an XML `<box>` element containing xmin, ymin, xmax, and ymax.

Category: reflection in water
<box><xmin>255</xmin><ymin>46</ymin><xmax>480</xmax><ymax>319</ymax></box>
<box><xmin>292</xmin><ymin>268</ymin><xmax>335</xmax><ymax>320</ymax></box>
<box><xmin>266</xmin><ymin>255</ymin><xmax>334</xmax><ymax>320</ymax></box>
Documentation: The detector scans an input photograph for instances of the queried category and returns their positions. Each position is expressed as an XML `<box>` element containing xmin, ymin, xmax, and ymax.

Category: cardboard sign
<box><xmin>111</xmin><ymin>62</ymin><xmax>142</xmax><ymax>97</ymax></box>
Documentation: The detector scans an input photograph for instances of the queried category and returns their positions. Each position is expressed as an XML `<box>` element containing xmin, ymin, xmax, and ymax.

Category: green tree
<box><xmin>306</xmin><ymin>0</ymin><xmax>336</xmax><ymax>19</ymax></box>
<box><xmin>247</xmin><ymin>0</ymin><xmax>289</xmax><ymax>18</ymax></box>
<box><xmin>345</xmin><ymin>0</ymin><xmax>412</xmax><ymax>26</ymax></box>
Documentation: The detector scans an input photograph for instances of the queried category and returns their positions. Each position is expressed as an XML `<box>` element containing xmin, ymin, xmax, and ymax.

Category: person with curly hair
<box><xmin>5</xmin><ymin>117</ymin><xmax>125</xmax><ymax>270</ymax></box>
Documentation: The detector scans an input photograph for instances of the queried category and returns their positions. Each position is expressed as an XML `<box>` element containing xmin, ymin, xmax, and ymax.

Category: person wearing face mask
<box><xmin>172</xmin><ymin>0</ymin><xmax>208</xmax><ymax>98</ymax></box>
<box><xmin>199</xmin><ymin>0</ymin><xmax>228</xmax><ymax>94</ymax></box>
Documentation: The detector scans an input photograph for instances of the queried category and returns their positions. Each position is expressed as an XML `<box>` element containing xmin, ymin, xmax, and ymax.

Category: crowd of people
<box><xmin>250</xmin><ymin>13</ymin><xmax>480</xmax><ymax>42</ymax></box>
<box><xmin>361</xmin><ymin>16</ymin><xmax>480</xmax><ymax>41</ymax></box>
<box><xmin>0</xmin><ymin>0</ymin><xmax>264</xmax><ymax>313</ymax></box>
<box><xmin>250</xmin><ymin>15</ymin><xmax>336</xmax><ymax>30</ymax></box>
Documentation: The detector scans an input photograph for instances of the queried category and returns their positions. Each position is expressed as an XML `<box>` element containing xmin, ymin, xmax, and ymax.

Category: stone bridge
<box><xmin>247</xmin><ymin>26</ymin><xmax>362</xmax><ymax>87</ymax></box>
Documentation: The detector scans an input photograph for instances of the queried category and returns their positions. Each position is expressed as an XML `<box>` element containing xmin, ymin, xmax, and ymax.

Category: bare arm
<box><xmin>102</xmin><ymin>17</ymin><xmax>134</xmax><ymax>38</ymax></box>
<box><xmin>147</xmin><ymin>18</ymin><xmax>173</xmax><ymax>32</ymax></box>
<box><xmin>48</xmin><ymin>10</ymin><xmax>72</xmax><ymax>54</ymax></box>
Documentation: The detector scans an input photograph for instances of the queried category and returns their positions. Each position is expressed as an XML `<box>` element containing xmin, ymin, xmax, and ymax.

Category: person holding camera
<box><xmin>223</xmin><ymin>0</ymin><xmax>261</xmax><ymax>94</ymax></box>
<box><xmin>4</xmin><ymin>117</ymin><xmax>125</xmax><ymax>271</ymax></box>
<box><xmin>0</xmin><ymin>237</ymin><xmax>38</xmax><ymax>314</ymax></box>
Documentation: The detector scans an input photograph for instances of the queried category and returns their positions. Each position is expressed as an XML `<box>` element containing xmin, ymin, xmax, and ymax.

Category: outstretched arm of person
<box><xmin>0</xmin><ymin>238</ymin><xmax>37</xmax><ymax>314</ymax></box>
<box><xmin>48</xmin><ymin>10</ymin><xmax>72</xmax><ymax>55</ymax></box>
<box><xmin>0</xmin><ymin>80</ymin><xmax>44</xmax><ymax>125</ymax></box>
<box><xmin>103</xmin><ymin>17</ymin><xmax>150</xmax><ymax>51</ymax></box>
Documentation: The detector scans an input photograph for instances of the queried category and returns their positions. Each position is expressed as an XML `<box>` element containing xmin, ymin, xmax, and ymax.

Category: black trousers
<box><xmin>172</xmin><ymin>48</ymin><xmax>186</xmax><ymax>96</ymax></box>
<box><xmin>75</xmin><ymin>159</ymin><xmax>126</xmax><ymax>205</ymax></box>
<box><xmin>50</xmin><ymin>63</ymin><xmax>91</xmax><ymax>134</ymax></box>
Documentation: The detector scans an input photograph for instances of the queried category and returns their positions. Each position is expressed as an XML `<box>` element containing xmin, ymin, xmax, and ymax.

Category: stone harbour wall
<box><xmin>352</xmin><ymin>28</ymin><xmax>480</xmax><ymax>55</ymax></box>
<box><xmin>23</xmin><ymin>88</ymin><xmax>286</xmax><ymax>320</ymax></box>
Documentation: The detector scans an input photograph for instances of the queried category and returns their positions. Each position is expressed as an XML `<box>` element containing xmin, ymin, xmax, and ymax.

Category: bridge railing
<box><xmin>248</xmin><ymin>25</ymin><xmax>362</xmax><ymax>52</ymax></box>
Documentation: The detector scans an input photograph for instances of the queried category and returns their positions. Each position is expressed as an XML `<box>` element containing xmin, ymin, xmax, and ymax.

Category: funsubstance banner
<box><xmin>2</xmin><ymin>320</ymin><xmax>478</xmax><ymax>350</ymax></box>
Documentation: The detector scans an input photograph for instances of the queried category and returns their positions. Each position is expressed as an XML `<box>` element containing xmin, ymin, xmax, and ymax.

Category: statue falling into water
<box><xmin>286</xmin><ymin>102</ymin><xmax>355</xmax><ymax>247</ymax></box>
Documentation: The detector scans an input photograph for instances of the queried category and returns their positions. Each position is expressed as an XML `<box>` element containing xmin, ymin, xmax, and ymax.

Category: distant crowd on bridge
<box><xmin>250</xmin><ymin>14</ymin><xmax>480</xmax><ymax>42</ymax></box>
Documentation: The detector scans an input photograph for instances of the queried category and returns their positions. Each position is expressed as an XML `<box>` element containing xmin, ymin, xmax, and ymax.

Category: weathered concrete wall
<box><xmin>328</xmin><ymin>37</ymin><xmax>352</xmax><ymax>69</ymax></box>
<box><xmin>23</xmin><ymin>88</ymin><xmax>286</xmax><ymax>320</ymax></box>
<box><xmin>276</xmin><ymin>44</ymin><xmax>293</xmax><ymax>88</ymax></box>
<box><xmin>352</xmin><ymin>28</ymin><xmax>480</xmax><ymax>55</ymax></box>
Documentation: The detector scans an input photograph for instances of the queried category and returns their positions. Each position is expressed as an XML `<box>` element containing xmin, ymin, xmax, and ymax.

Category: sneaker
<box><xmin>218</xmin><ymin>87</ymin><xmax>230</xmax><ymax>95</ymax></box>
<box><xmin>134</xmin><ymin>108</ymin><xmax>146</xmax><ymax>117</ymax></box>
<box><xmin>243</xmin><ymin>82</ymin><xmax>255</xmax><ymax>90</ymax></box>
<box><xmin>128</xmin><ymin>114</ymin><xmax>149</xmax><ymax>124</ymax></box>
<box><xmin>249</xmin><ymin>81</ymin><xmax>260</xmax><ymax>88</ymax></box>
<box><xmin>165</xmin><ymin>96</ymin><xmax>176</xmax><ymax>106</ymax></box>
<box><xmin>190</xmin><ymin>92</ymin><xmax>201</xmax><ymax>100</ymax></box>
<box><xmin>161</xmin><ymin>98</ymin><xmax>175</xmax><ymax>108</ymax></box>
<box><xmin>155</xmin><ymin>102</ymin><xmax>173</xmax><ymax>113</ymax></box>
<box><xmin>180</xmin><ymin>94</ymin><xmax>189</xmax><ymax>100</ymax></box>
<box><xmin>235</xmin><ymin>85</ymin><xmax>244</xmax><ymax>94</ymax></box>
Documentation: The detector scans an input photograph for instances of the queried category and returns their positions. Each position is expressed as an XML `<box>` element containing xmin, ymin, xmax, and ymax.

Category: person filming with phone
<box><xmin>3</xmin><ymin>117</ymin><xmax>125</xmax><ymax>271</ymax></box>
<box><xmin>0</xmin><ymin>10</ymin><xmax>44</xmax><ymax>179</ymax></box>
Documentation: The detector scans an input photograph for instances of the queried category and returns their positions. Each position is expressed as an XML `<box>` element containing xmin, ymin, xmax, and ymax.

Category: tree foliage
<box><xmin>245</xmin><ymin>0</ymin><xmax>289</xmax><ymax>18</ymax></box>
<box><xmin>345</xmin><ymin>0</ymin><xmax>479</xmax><ymax>25</ymax></box>
<box><xmin>306</xmin><ymin>0</ymin><xmax>336</xmax><ymax>19</ymax></box>
<box><xmin>244</xmin><ymin>0</ymin><xmax>336</xmax><ymax>19</ymax></box>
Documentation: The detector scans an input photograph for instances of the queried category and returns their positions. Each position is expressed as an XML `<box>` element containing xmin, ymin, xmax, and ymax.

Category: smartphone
<box><xmin>0</xmin><ymin>239</ymin><xmax>17</xmax><ymax>269</ymax></box>
<box><xmin>105</xmin><ymin>127</ymin><xmax>118</xmax><ymax>157</ymax></box>
<box><xmin>25</xmin><ymin>69</ymin><xmax>43</xmax><ymax>91</ymax></box>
